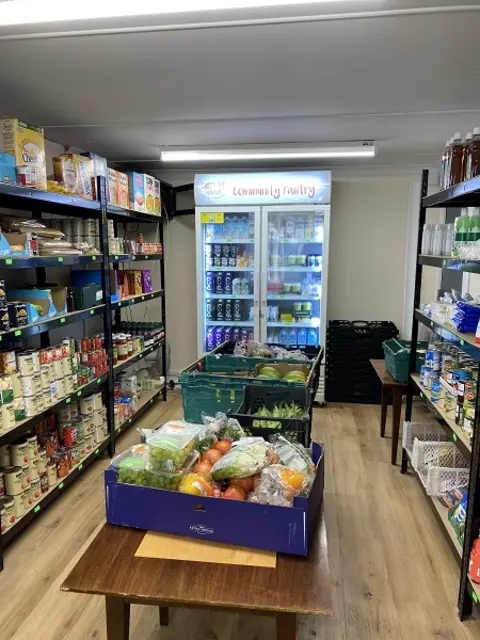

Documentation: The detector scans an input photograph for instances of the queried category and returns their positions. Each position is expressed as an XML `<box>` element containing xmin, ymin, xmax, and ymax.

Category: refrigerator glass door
<box><xmin>260</xmin><ymin>205</ymin><xmax>330</xmax><ymax>349</ymax></box>
<box><xmin>196</xmin><ymin>206</ymin><xmax>261</xmax><ymax>355</ymax></box>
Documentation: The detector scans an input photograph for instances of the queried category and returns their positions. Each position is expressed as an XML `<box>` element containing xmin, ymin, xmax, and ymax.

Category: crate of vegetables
<box><xmin>229</xmin><ymin>385</ymin><xmax>313</xmax><ymax>447</ymax></box>
<box><xmin>105</xmin><ymin>419</ymin><xmax>324</xmax><ymax>556</ymax></box>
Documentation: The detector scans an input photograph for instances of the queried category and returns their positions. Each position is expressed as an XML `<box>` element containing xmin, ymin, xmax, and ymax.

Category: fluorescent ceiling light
<box><xmin>161</xmin><ymin>146</ymin><xmax>376</xmax><ymax>163</ymax></box>
<box><xmin>0</xmin><ymin>0</ymin><xmax>361</xmax><ymax>26</ymax></box>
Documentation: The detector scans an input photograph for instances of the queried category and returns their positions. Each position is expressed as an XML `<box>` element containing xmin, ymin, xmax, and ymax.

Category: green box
<box><xmin>382</xmin><ymin>338</ymin><xmax>428</xmax><ymax>383</ymax></box>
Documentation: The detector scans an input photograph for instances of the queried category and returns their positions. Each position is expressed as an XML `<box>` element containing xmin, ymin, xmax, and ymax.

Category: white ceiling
<box><xmin>0</xmin><ymin>1</ymin><xmax>479</xmax><ymax>179</ymax></box>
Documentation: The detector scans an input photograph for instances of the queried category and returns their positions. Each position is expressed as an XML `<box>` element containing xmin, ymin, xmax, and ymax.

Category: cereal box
<box><xmin>117</xmin><ymin>172</ymin><xmax>129</xmax><ymax>209</ymax></box>
<box><xmin>154</xmin><ymin>179</ymin><xmax>161</xmax><ymax>215</ymax></box>
<box><xmin>0</xmin><ymin>119</ymin><xmax>47</xmax><ymax>190</ymax></box>
<box><xmin>144</xmin><ymin>175</ymin><xmax>155</xmax><ymax>214</ymax></box>
<box><xmin>53</xmin><ymin>156</ymin><xmax>76</xmax><ymax>194</ymax></box>
<box><xmin>56</xmin><ymin>154</ymin><xmax>94</xmax><ymax>200</ymax></box>
<box><xmin>127</xmin><ymin>172</ymin><xmax>145</xmax><ymax>212</ymax></box>
<box><xmin>108</xmin><ymin>168</ymin><xmax>118</xmax><ymax>205</ymax></box>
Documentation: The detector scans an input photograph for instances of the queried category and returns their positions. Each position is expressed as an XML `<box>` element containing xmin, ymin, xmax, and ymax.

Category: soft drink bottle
<box><xmin>205</xmin><ymin>245</ymin><xmax>213</xmax><ymax>268</ymax></box>
<box><xmin>213</xmin><ymin>244</ymin><xmax>222</xmax><ymax>267</ymax></box>
<box><xmin>206</xmin><ymin>299</ymin><xmax>213</xmax><ymax>321</ymax></box>
<box><xmin>205</xmin><ymin>272</ymin><xmax>214</xmax><ymax>293</ymax></box>
<box><xmin>224</xmin><ymin>272</ymin><xmax>233</xmax><ymax>295</ymax></box>
<box><xmin>232</xmin><ymin>327</ymin><xmax>241</xmax><ymax>342</ymax></box>
<box><xmin>215</xmin><ymin>272</ymin><xmax>224</xmax><ymax>294</ymax></box>
<box><xmin>241</xmin><ymin>328</ymin><xmax>248</xmax><ymax>341</ymax></box>
<box><xmin>221</xmin><ymin>245</ymin><xmax>230</xmax><ymax>267</ymax></box>
<box><xmin>233</xmin><ymin>299</ymin><xmax>242</xmax><ymax>321</ymax></box>
<box><xmin>206</xmin><ymin>327</ymin><xmax>215</xmax><ymax>351</ymax></box>
<box><xmin>214</xmin><ymin>327</ymin><xmax>224</xmax><ymax>347</ymax></box>
<box><xmin>247</xmin><ymin>330</ymin><xmax>254</xmax><ymax>341</ymax></box>
<box><xmin>216</xmin><ymin>300</ymin><xmax>224</xmax><ymax>321</ymax></box>
<box><xmin>225</xmin><ymin>299</ymin><xmax>233</xmax><ymax>321</ymax></box>
<box><xmin>248</xmin><ymin>213</ymin><xmax>255</xmax><ymax>239</ymax></box>
<box><xmin>297</xmin><ymin>328</ymin><xmax>307</xmax><ymax>346</ymax></box>
<box><xmin>279</xmin><ymin>328</ymin><xmax>288</xmax><ymax>345</ymax></box>
<box><xmin>223</xmin><ymin>327</ymin><xmax>232</xmax><ymax>343</ymax></box>
<box><xmin>307</xmin><ymin>328</ymin><xmax>317</xmax><ymax>346</ymax></box>
<box><xmin>288</xmin><ymin>328</ymin><xmax>298</xmax><ymax>346</ymax></box>
<box><xmin>228</xmin><ymin>245</ymin><xmax>237</xmax><ymax>267</ymax></box>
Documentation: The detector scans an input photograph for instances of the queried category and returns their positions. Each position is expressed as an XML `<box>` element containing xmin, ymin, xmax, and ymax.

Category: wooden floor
<box><xmin>1</xmin><ymin>393</ymin><xmax>480</xmax><ymax>639</ymax></box>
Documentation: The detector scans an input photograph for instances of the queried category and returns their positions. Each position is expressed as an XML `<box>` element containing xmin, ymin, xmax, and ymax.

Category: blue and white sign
<box><xmin>194</xmin><ymin>171</ymin><xmax>331</xmax><ymax>206</ymax></box>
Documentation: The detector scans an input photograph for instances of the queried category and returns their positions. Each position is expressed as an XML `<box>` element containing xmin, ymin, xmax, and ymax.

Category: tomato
<box><xmin>230</xmin><ymin>476</ymin><xmax>254</xmax><ymax>493</ymax></box>
<box><xmin>214</xmin><ymin>440</ymin><xmax>232</xmax><ymax>455</ymax></box>
<box><xmin>223</xmin><ymin>486</ymin><xmax>246</xmax><ymax>501</ymax></box>
<box><xmin>203</xmin><ymin>449</ymin><xmax>223</xmax><ymax>465</ymax></box>
<box><xmin>194</xmin><ymin>461</ymin><xmax>213</xmax><ymax>478</ymax></box>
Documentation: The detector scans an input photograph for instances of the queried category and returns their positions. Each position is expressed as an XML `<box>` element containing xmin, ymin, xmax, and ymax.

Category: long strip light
<box><xmin>0</xmin><ymin>1</ymin><xmax>363</xmax><ymax>26</ymax></box>
<box><xmin>161</xmin><ymin>146</ymin><xmax>376</xmax><ymax>163</ymax></box>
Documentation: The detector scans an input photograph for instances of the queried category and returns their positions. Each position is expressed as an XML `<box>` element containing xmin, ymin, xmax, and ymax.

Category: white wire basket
<box><xmin>412</xmin><ymin>440</ymin><xmax>469</xmax><ymax>476</ymax></box>
<box><xmin>424</xmin><ymin>466</ymin><xmax>470</xmax><ymax>497</ymax></box>
<box><xmin>402</xmin><ymin>421</ymin><xmax>450</xmax><ymax>458</ymax></box>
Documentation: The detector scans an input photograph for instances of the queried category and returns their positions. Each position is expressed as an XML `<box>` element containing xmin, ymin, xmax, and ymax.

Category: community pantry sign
<box><xmin>194</xmin><ymin>171</ymin><xmax>331</xmax><ymax>206</ymax></box>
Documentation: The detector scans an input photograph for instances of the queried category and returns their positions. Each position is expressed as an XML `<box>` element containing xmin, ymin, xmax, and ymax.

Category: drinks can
<box><xmin>205</xmin><ymin>272</ymin><xmax>214</xmax><ymax>293</ymax></box>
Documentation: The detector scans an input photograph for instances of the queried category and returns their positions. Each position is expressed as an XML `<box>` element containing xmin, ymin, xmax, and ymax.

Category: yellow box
<box><xmin>117</xmin><ymin>172</ymin><xmax>129</xmax><ymax>209</ymax></box>
<box><xmin>108</xmin><ymin>168</ymin><xmax>118</xmax><ymax>205</ymax></box>
<box><xmin>154</xmin><ymin>179</ymin><xmax>161</xmax><ymax>215</ymax></box>
<box><xmin>144</xmin><ymin>175</ymin><xmax>155</xmax><ymax>214</ymax></box>
<box><xmin>0</xmin><ymin>119</ymin><xmax>47</xmax><ymax>190</ymax></box>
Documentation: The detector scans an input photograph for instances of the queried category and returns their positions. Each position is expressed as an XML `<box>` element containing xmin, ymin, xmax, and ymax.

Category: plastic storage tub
<box><xmin>147</xmin><ymin>421</ymin><xmax>200</xmax><ymax>472</ymax></box>
<box><xmin>145</xmin><ymin>452</ymin><xmax>199</xmax><ymax>490</ymax></box>
<box><xmin>382</xmin><ymin>338</ymin><xmax>428</xmax><ymax>383</ymax></box>
<box><xmin>229</xmin><ymin>385</ymin><xmax>313</xmax><ymax>446</ymax></box>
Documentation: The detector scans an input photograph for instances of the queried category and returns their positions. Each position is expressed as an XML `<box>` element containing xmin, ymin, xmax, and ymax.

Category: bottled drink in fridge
<box><xmin>216</xmin><ymin>299</ymin><xmax>224</xmax><ymax>321</ymax></box>
<box><xmin>306</xmin><ymin>328</ymin><xmax>317</xmax><ymax>346</ymax></box>
<box><xmin>232</xmin><ymin>327</ymin><xmax>241</xmax><ymax>342</ymax></box>
<box><xmin>279</xmin><ymin>328</ymin><xmax>288</xmax><ymax>345</ymax></box>
<box><xmin>288</xmin><ymin>328</ymin><xmax>298</xmax><ymax>346</ymax></box>
<box><xmin>297</xmin><ymin>328</ymin><xmax>307</xmax><ymax>346</ymax></box>
<box><xmin>205</xmin><ymin>272</ymin><xmax>214</xmax><ymax>293</ymax></box>
<box><xmin>228</xmin><ymin>246</ymin><xmax>237</xmax><ymax>267</ymax></box>
<box><xmin>442</xmin><ymin>223</ymin><xmax>455</xmax><ymax>256</ymax></box>
<box><xmin>248</xmin><ymin>213</ymin><xmax>255</xmax><ymax>239</ymax></box>
<box><xmin>241</xmin><ymin>328</ymin><xmax>248</xmax><ymax>341</ymax></box>
<box><xmin>221</xmin><ymin>245</ymin><xmax>230</xmax><ymax>267</ymax></box>
<box><xmin>205</xmin><ymin>244</ymin><xmax>213</xmax><ymax>268</ymax></box>
<box><xmin>224</xmin><ymin>272</ymin><xmax>233</xmax><ymax>294</ymax></box>
<box><xmin>214</xmin><ymin>327</ymin><xmax>224</xmax><ymax>347</ymax></box>
<box><xmin>215</xmin><ymin>272</ymin><xmax>224</xmax><ymax>294</ymax></box>
<box><xmin>233</xmin><ymin>299</ymin><xmax>242</xmax><ymax>322</ymax></box>
<box><xmin>225</xmin><ymin>299</ymin><xmax>233</xmax><ymax>321</ymax></box>
<box><xmin>223</xmin><ymin>327</ymin><xmax>232</xmax><ymax>343</ymax></box>
<box><xmin>206</xmin><ymin>327</ymin><xmax>215</xmax><ymax>351</ymax></box>
<box><xmin>213</xmin><ymin>244</ymin><xmax>222</xmax><ymax>267</ymax></box>
<box><xmin>206</xmin><ymin>299</ymin><xmax>213</xmax><ymax>321</ymax></box>
<box><xmin>421</xmin><ymin>224</ymin><xmax>433</xmax><ymax>255</ymax></box>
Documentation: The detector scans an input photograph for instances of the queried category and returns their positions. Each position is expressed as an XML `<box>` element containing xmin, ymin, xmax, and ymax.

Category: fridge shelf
<box><xmin>208</xmin><ymin>321</ymin><xmax>253</xmax><ymax>327</ymax></box>
<box><xmin>268</xmin><ymin>266</ymin><xmax>322</xmax><ymax>272</ymax></box>
<box><xmin>268</xmin><ymin>238</ymin><xmax>323</xmax><ymax>244</ymax></box>
<box><xmin>206</xmin><ymin>294</ymin><xmax>254</xmax><ymax>300</ymax></box>
<box><xmin>267</xmin><ymin>321</ymin><xmax>319</xmax><ymax>329</ymax></box>
<box><xmin>208</xmin><ymin>267</ymin><xmax>254</xmax><ymax>272</ymax></box>
<box><xmin>205</xmin><ymin>238</ymin><xmax>255</xmax><ymax>244</ymax></box>
<box><xmin>268</xmin><ymin>294</ymin><xmax>321</xmax><ymax>300</ymax></box>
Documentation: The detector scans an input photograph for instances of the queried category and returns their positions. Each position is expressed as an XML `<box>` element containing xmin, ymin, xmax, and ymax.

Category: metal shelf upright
<box><xmin>403</xmin><ymin>168</ymin><xmax>480</xmax><ymax>620</ymax></box>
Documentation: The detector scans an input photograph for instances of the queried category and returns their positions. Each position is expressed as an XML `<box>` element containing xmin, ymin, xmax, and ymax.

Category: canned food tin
<box><xmin>40</xmin><ymin>365</ymin><xmax>50</xmax><ymax>390</ymax></box>
<box><xmin>0</xmin><ymin>351</ymin><xmax>16</xmax><ymax>374</ymax></box>
<box><xmin>35</xmin><ymin>393</ymin><xmax>44</xmax><ymax>413</ymax></box>
<box><xmin>95</xmin><ymin>426</ymin><xmax>105</xmax><ymax>443</ymax></box>
<box><xmin>20</xmin><ymin>374</ymin><xmax>35</xmax><ymax>397</ymax></box>
<box><xmin>84</xmin><ymin>433</ymin><xmax>94</xmax><ymax>453</ymax></box>
<box><xmin>39</xmin><ymin>349</ymin><xmax>49</xmax><ymax>366</ymax></box>
<box><xmin>61</xmin><ymin>357</ymin><xmax>71</xmax><ymax>377</ymax></box>
<box><xmin>29</xmin><ymin>456</ymin><xmax>39</xmax><ymax>480</ymax></box>
<box><xmin>17</xmin><ymin>351</ymin><xmax>35</xmax><ymax>376</ymax></box>
<box><xmin>11</xmin><ymin>371</ymin><xmax>21</xmax><ymax>398</ymax></box>
<box><xmin>39</xmin><ymin>472</ymin><xmax>49</xmax><ymax>494</ymax></box>
<box><xmin>0</xmin><ymin>375</ymin><xmax>13</xmax><ymax>403</ymax></box>
<box><xmin>11</xmin><ymin>441</ymin><xmax>29</xmax><ymax>467</ymax></box>
<box><xmin>54</xmin><ymin>346</ymin><xmax>63</xmax><ymax>361</ymax></box>
<box><xmin>93</xmin><ymin>409</ymin><xmax>104</xmax><ymax>428</ymax></box>
<box><xmin>1</xmin><ymin>403</ymin><xmax>14</xmax><ymax>431</ymax></box>
<box><xmin>26</xmin><ymin>435</ymin><xmax>38</xmax><ymax>460</ymax></box>
<box><xmin>13</xmin><ymin>398</ymin><xmax>25</xmax><ymax>422</ymax></box>
<box><xmin>24</xmin><ymin>395</ymin><xmax>37</xmax><ymax>417</ymax></box>
<box><xmin>71</xmin><ymin>445</ymin><xmax>81</xmax><ymax>465</ymax></box>
<box><xmin>0</xmin><ymin>496</ymin><xmax>15</xmax><ymax>529</ymax></box>
<box><xmin>43</xmin><ymin>390</ymin><xmax>52</xmax><ymax>408</ymax></box>
<box><xmin>80</xmin><ymin>396</ymin><xmax>94</xmax><ymax>415</ymax></box>
<box><xmin>32</xmin><ymin>372</ymin><xmax>42</xmax><ymax>394</ymax></box>
<box><xmin>13</xmin><ymin>493</ymin><xmax>24</xmax><ymax>518</ymax></box>
<box><xmin>64</xmin><ymin>375</ymin><xmax>74</xmax><ymax>394</ymax></box>
<box><xmin>63</xmin><ymin>425</ymin><xmax>77</xmax><ymax>448</ymax></box>
<box><xmin>31</xmin><ymin>350</ymin><xmax>40</xmax><ymax>373</ymax></box>
<box><xmin>38</xmin><ymin>448</ymin><xmax>47</xmax><ymax>475</ymax></box>
<box><xmin>31</xmin><ymin>477</ymin><xmax>41</xmax><ymax>503</ymax></box>
<box><xmin>50</xmin><ymin>380</ymin><xmax>58</xmax><ymax>402</ymax></box>
<box><xmin>58</xmin><ymin>406</ymin><xmax>72</xmax><ymax>423</ymax></box>
<box><xmin>53</xmin><ymin>359</ymin><xmax>64</xmax><ymax>380</ymax></box>
<box><xmin>82</xmin><ymin>415</ymin><xmax>95</xmax><ymax>434</ymax></box>
<box><xmin>61</xmin><ymin>340</ymin><xmax>71</xmax><ymax>359</ymax></box>
<box><xmin>53</xmin><ymin>450</ymin><xmax>68</xmax><ymax>478</ymax></box>
<box><xmin>76</xmin><ymin>420</ymin><xmax>84</xmax><ymax>443</ymax></box>
<box><xmin>56</xmin><ymin>377</ymin><xmax>65</xmax><ymax>399</ymax></box>
<box><xmin>47</xmin><ymin>461</ymin><xmax>57</xmax><ymax>486</ymax></box>
<box><xmin>23</xmin><ymin>485</ymin><xmax>33</xmax><ymax>510</ymax></box>
<box><xmin>21</xmin><ymin>463</ymin><xmax>31</xmax><ymax>487</ymax></box>
<box><xmin>0</xmin><ymin>470</ymin><xmax>4</xmax><ymax>496</ymax></box>
<box><xmin>0</xmin><ymin>505</ymin><xmax>5</xmax><ymax>533</ymax></box>
<box><xmin>70</xmin><ymin>401</ymin><xmax>79</xmax><ymax>419</ymax></box>
<box><xmin>4</xmin><ymin>465</ymin><xmax>22</xmax><ymax>495</ymax></box>
<box><xmin>0</xmin><ymin>444</ymin><xmax>10</xmax><ymax>467</ymax></box>
<box><xmin>92</xmin><ymin>392</ymin><xmax>103</xmax><ymax>411</ymax></box>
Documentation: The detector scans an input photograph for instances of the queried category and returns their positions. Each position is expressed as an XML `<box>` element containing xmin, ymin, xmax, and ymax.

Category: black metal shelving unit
<box><xmin>404</xmin><ymin>169</ymin><xmax>480</xmax><ymax>619</ymax></box>
<box><xmin>0</xmin><ymin>177</ymin><xmax>172</xmax><ymax>569</ymax></box>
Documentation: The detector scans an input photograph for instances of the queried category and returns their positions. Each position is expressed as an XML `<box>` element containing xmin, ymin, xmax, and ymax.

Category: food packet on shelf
<box><xmin>201</xmin><ymin>412</ymin><xmax>245</xmax><ymax>444</ymax></box>
<box><xmin>269</xmin><ymin>434</ymin><xmax>315</xmax><ymax>492</ymax></box>
<box><xmin>211</xmin><ymin>440</ymin><xmax>275</xmax><ymax>481</ymax></box>
<box><xmin>251</xmin><ymin>464</ymin><xmax>307</xmax><ymax>507</ymax></box>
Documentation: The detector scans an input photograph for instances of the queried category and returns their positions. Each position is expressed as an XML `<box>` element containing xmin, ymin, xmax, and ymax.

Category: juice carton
<box><xmin>154</xmin><ymin>179</ymin><xmax>161</xmax><ymax>215</ymax></box>
<box><xmin>144</xmin><ymin>175</ymin><xmax>155</xmax><ymax>214</ymax></box>
<box><xmin>81</xmin><ymin>152</ymin><xmax>107</xmax><ymax>200</ymax></box>
<box><xmin>117</xmin><ymin>172</ymin><xmax>129</xmax><ymax>209</ymax></box>
<box><xmin>108</xmin><ymin>168</ymin><xmax>118</xmax><ymax>205</ymax></box>
<box><xmin>0</xmin><ymin>119</ymin><xmax>47</xmax><ymax>190</ymax></box>
<box><xmin>127</xmin><ymin>172</ymin><xmax>145</xmax><ymax>212</ymax></box>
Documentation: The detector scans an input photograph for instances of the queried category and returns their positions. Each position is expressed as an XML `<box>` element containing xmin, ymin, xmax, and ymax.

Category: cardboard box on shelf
<box><xmin>108</xmin><ymin>168</ymin><xmax>118</xmax><ymax>205</ymax></box>
<box><xmin>8</xmin><ymin>287</ymin><xmax>67</xmax><ymax>322</ymax></box>
<box><xmin>81</xmin><ymin>152</ymin><xmax>107</xmax><ymax>200</ymax></box>
<box><xmin>145</xmin><ymin>175</ymin><xmax>155</xmax><ymax>214</ymax></box>
<box><xmin>56</xmin><ymin>154</ymin><xmax>94</xmax><ymax>200</ymax></box>
<box><xmin>0</xmin><ymin>119</ymin><xmax>47</xmax><ymax>190</ymax></box>
<box><xmin>0</xmin><ymin>232</ymin><xmax>30</xmax><ymax>257</ymax></box>
<box><xmin>117</xmin><ymin>172</ymin><xmax>129</xmax><ymax>209</ymax></box>
<box><xmin>154</xmin><ymin>179</ymin><xmax>161</xmax><ymax>215</ymax></box>
<box><xmin>127</xmin><ymin>172</ymin><xmax>145</xmax><ymax>212</ymax></box>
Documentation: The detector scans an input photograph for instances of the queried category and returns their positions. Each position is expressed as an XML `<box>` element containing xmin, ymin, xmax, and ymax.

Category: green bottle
<box><xmin>453</xmin><ymin>208</ymin><xmax>469</xmax><ymax>256</ymax></box>
<box><xmin>469</xmin><ymin>207</ymin><xmax>480</xmax><ymax>242</ymax></box>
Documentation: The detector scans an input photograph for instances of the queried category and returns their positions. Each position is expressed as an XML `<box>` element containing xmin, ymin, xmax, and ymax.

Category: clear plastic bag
<box><xmin>269</xmin><ymin>434</ymin><xmax>315</xmax><ymax>491</ymax></box>
<box><xmin>211</xmin><ymin>441</ymin><xmax>274</xmax><ymax>481</ymax></box>
<box><xmin>251</xmin><ymin>464</ymin><xmax>307</xmax><ymax>507</ymax></box>
<box><xmin>201</xmin><ymin>412</ymin><xmax>246</xmax><ymax>443</ymax></box>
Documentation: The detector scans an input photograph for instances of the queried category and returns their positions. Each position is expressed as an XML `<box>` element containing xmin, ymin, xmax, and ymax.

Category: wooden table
<box><xmin>61</xmin><ymin>517</ymin><xmax>332</xmax><ymax>640</ymax></box>
<box><xmin>370</xmin><ymin>359</ymin><xmax>412</xmax><ymax>466</ymax></box>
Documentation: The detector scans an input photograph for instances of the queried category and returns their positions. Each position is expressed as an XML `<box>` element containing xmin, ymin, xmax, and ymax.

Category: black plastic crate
<box><xmin>229</xmin><ymin>385</ymin><xmax>313</xmax><ymax>446</ymax></box>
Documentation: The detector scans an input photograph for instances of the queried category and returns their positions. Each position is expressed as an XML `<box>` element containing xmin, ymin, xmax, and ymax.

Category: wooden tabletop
<box><xmin>370</xmin><ymin>359</ymin><xmax>408</xmax><ymax>388</ymax></box>
<box><xmin>62</xmin><ymin>513</ymin><xmax>332</xmax><ymax>617</ymax></box>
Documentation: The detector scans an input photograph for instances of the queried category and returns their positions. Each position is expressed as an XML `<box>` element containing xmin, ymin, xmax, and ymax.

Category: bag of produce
<box><xmin>252</xmin><ymin>464</ymin><xmax>307</xmax><ymax>507</ymax></box>
<box><xmin>202</xmin><ymin>412</ymin><xmax>246</xmax><ymax>443</ymax></box>
<box><xmin>147</xmin><ymin>421</ymin><xmax>200</xmax><ymax>472</ymax></box>
<box><xmin>269</xmin><ymin>434</ymin><xmax>315</xmax><ymax>491</ymax></box>
<box><xmin>211</xmin><ymin>441</ymin><xmax>275</xmax><ymax>481</ymax></box>
<box><xmin>253</xmin><ymin>401</ymin><xmax>307</xmax><ymax>429</ymax></box>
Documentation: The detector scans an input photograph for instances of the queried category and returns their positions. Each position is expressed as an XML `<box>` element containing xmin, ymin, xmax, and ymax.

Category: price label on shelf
<box><xmin>14</xmin><ymin>330</ymin><xmax>21</xmax><ymax>337</ymax></box>
<box><xmin>34</xmin><ymin>505</ymin><xmax>40</xmax><ymax>513</ymax></box>
<box><xmin>200</xmin><ymin>212</ymin><xmax>224</xmax><ymax>224</ymax></box>
<box><xmin>442</xmin><ymin>259</ymin><xmax>447</xmax><ymax>267</ymax></box>
<box><xmin>460</xmin><ymin>339</ymin><xmax>465</xmax><ymax>346</ymax></box>
<box><xmin>95</xmin><ymin>449</ymin><xmax>99</xmax><ymax>455</ymax></box>
<box><xmin>452</xmin><ymin>433</ymin><xmax>458</xmax><ymax>442</ymax></box>
<box><xmin>59</xmin><ymin>482</ymin><xmax>64</xmax><ymax>489</ymax></box>
<box><xmin>78</xmin><ymin>464</ymin><xmax>83</xmax><ymax>471</ymax></box>
<box><xmin>5</xmin><ymin>259</ymin><xmax>12</xmax><ymax>265</ymax></box>
<box><xmin>473</xmin><ymin>591</ymin><xmax>479</xmax><ymax>604</ymax></box>
<box><xmin>66</xmin><ymin>398</ymin><xmax>71</xmax><ymax>404</ymax></box>
<box><xmin>92</xmin><ymin>256</ymin><xmax>97</xmax><ymax>261</ymax></box>
<box><xmin>57</xmin><ymin>257</ymin><xmax>63</xmax><ymax>263</ymax></box>
<box><xmin>60</xmin><ymin>318</ymin><xmax>66</xmax><ymax>324</ymax></box>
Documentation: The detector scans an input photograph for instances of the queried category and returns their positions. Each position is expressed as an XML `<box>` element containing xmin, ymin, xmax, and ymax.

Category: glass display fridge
<box><xmin>195</xmin><ymin>171</ymin><xmax>331</xmax><ymax>400</ymax></box>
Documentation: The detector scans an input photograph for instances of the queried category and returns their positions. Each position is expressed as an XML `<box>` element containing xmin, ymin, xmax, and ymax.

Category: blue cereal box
<box><xmin>127</xmin><ymin>172</ymin><xmax>146</xmax><ymax>212</ymax></box>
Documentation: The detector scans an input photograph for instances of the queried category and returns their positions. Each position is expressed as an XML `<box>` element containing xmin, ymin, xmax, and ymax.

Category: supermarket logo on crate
<box><xmin>190</xmin><ymin>524</ymin><xmax>214</xmax><ymax>536</ymax></box>
<box><xmin>198</xmin><ymin>180</ymin><xmax>225</xmax><ymax>200</ymax></box>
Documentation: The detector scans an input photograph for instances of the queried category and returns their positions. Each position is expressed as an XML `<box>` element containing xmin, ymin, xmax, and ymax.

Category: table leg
<box><xmin>105</xmin><ymin>596</ymin><xmax>130</xmax><ymax>640</ymax></box>
<box><xmin>391</xmin><ymin>390</ymin><xmax>402</xmax><ymax>466</ymax></box>
<box><xmin>276</xmin><ymin>612</ymin><xmax>297</xmax><ymax>640</ymax></box>
<box><xmin>159</xmin><ymin>607</ymin><xmax>169</xmax><ymax>626</ymax></box>
<box><xmin>380</xmin><ymin>387</ymin><xmax>391</xmax><ymax>437</ymax></box>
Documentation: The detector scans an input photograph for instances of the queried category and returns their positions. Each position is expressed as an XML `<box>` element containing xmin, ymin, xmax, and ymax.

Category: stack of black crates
<box><xmin>325</xmin><ymin>320</ymin><xmax>399</xmax><ymax>403</ymax></box>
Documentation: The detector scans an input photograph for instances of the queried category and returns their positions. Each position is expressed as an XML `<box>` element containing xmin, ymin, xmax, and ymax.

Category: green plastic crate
<box><xmin>382</xmin><ymin>338</ymin><xmax>428</xmax><ymax>383</ymax></box>
<box><xmin>179</xmin><ymin>353</ymin><xmax>319</xmax><ymax>423</ymax></box>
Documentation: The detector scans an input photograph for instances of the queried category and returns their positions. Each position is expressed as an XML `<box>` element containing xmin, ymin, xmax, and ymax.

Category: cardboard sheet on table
<box><xmin>135</xmin><ymin>531</ymin><xmax>277</xmax><ymax>568</ymax></box>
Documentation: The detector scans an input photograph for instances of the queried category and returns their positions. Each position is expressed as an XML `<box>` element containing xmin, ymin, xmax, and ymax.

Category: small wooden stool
<box><xmin>370</xmin><ymin>359</ymin><xmax>411</xmax><ymax>465</ymax></box>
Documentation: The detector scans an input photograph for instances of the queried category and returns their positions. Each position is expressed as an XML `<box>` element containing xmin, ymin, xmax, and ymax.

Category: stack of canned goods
<box><xmin>62</xmin><ymin>218</ymin><xmax>100</xmax><ymax>251</ymax></box>
<box><xmin>419</xmin><ymin>337</ymin><xmax>478</xmax><ymax>439</ymax></box>
<box><xmin>78</xmin><ymin>336</ymin><xmax>108</xmax><ymax>380</ymax></box>
<box><xmin>113</xmin><ymin>374</ymin><xmax>142</xmax><ymax>431</ymax></box>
